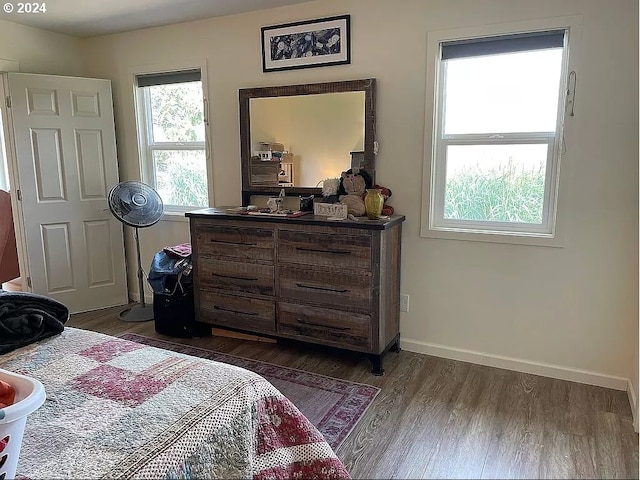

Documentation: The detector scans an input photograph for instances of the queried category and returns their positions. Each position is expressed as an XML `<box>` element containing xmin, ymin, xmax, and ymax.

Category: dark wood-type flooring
<box><xmin>68</xmin><ymin>305</ymin><xmax>639</xmax><ymax>479</ymax></box>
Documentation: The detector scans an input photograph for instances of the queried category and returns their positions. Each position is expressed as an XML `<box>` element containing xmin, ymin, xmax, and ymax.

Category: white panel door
<box><xmin>5</xmin><ymin>72</ymin><xmax>127</xmax><ymax>313</ymax></box>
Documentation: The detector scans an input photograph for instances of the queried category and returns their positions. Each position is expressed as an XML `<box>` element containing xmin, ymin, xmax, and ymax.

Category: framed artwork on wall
<box><xmin>261</xmin><ymin>15</ymin><xmax>351</xmax><ymax>72</ymax></box>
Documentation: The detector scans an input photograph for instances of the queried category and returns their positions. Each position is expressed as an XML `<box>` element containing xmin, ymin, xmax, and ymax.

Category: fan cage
<box><xmin>108</xmin><ymin>181</ymin><xmax>164</xmax><ymax>228</ymax></box>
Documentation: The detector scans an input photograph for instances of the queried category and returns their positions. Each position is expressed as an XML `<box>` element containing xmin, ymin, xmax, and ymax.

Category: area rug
<box><xmin>119</xmin><ymin>333</ymin><xmax>380</xmax><ymax>450</ymax></box>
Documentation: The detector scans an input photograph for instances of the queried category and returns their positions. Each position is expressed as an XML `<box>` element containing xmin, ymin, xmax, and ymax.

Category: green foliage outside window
<box><xmin>154</xmin><ymin>151</ymin><xmax>208</xmax><ymax>207</ymax></box>
<box><xmin>444</xmin><ymin>159</ymin><xmax>545</xmax><ymax>224</ymax></box>
<box><xmin>147</xmin><ymin>82</ymin><xmax>207</xmax><ymax>207</ymax></box>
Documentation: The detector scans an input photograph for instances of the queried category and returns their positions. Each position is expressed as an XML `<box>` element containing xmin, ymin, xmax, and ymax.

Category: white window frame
<box><xmin>0</xmin><ymin>113</ymin><xmax>9</xmax><ymax>191</ymax></box>
<box><xmin>421</xmin><ymin>16</ymin><xmax>583</xmax><ymax>247</ymax></box>
<box><xmin>133</xmin><ymin>62</ymin><xmax>211</xmax><ymax>216</ymax></box>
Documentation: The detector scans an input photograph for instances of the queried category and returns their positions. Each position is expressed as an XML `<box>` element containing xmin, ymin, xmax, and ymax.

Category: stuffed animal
<box><xmin>321</xmin><ymin>177</ymin><xmax>340</xmax><ymax>197</ymax></box>
<box><xmin>338</xmin><ymin>168</ymin><xmax>373</xmax><ymax>216</ymax></box>
<box><xmin>320</xmin><ymin>177</ymin><xmax>341</xmax><ymax>203</ymax></box>
<box><xmin>373</xmin><ymin>184</ymin><xmax>394</xmax><ymax>216</ymax></box>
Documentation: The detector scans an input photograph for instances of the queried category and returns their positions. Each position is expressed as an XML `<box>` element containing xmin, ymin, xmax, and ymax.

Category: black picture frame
<box><xmin>261</xmin><ymin>15</ymin><xmax>351</xmax><ymax>73</ymax></box>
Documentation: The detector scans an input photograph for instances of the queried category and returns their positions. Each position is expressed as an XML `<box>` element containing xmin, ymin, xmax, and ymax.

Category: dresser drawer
<box><xmin>278</xmin><ymin>264</ymin><xmax>371</xmax><ymax>310</ymax></box>
<box><xmin>278</xmin><ymin>302</ymin><xmax>372</xmax><ymax>350</ymax></box>
<box><xmin>278</xmin><ymin>230</ymin><xmax>371</xmax><ymax>270</ymax></box>
<box><xmin>195</xmin><ymin>224</ymin><xmax>274</xmax><ymax>262</ymax></box>
<box><xmin>199</xmin><ymin>258</ymin><xmax>274</xmax><ymax>296</ymax></box>
<box><xmin>199</xmin><ymin>291</ymin><xmax>275</xmax><ymax>334</ymax></box>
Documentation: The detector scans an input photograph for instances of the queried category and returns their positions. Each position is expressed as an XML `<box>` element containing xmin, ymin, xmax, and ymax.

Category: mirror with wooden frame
<box><xmin>239</xmin><ymin>78</ymin><xmax>376</xmax><ymax>205</ymax></box>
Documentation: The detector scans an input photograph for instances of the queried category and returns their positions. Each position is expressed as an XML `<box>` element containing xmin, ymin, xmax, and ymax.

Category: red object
<box><xmin>0</xmin><ymin>379</ymin><xmax>16</xmax><ymax>407</ymax></box>
<box><xmin>163</xmin><ymin>243</ymin><xmax>191</xmax><ymax>259</ymax></box>
<box><xmin>0</xmin><ymin>190</ymin><xmax>20</xmax><ymax>283</ymax></box>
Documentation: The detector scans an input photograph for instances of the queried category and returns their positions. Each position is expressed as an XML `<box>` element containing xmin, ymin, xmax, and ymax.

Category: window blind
<box><xmin>441</xmin><ymin>30</ymin><xmax>565</xmax><ymax>60</ymax></box>
<box><xmin>136</xmin><ymin>69</ymin><xmax>201</xmax><ymax>87</ymax></box>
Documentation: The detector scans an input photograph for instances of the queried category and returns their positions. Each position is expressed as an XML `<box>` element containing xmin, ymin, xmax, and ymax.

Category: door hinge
<box><xmin>5</xmin><ymin>95</ymin><xmax>10</xmax><ymax>108</ymax></box>
<box><xmin>27</xmin><ymin>277</ymin><xmax>32</xmax><ymax>288</ymax></box>
<box><xmin>16</xmin><ymin>189</ymin><xmax>21</xmax><ymax>201</ymax></box>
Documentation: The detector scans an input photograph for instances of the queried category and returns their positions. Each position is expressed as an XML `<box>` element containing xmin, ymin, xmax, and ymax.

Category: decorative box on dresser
<box><xmin>186</xmin><ymin>208</ymin><xmax>405</xmax><ymax>375</ymax></box>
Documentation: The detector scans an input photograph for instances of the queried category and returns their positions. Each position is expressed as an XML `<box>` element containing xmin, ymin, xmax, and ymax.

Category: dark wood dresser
<box><xmin>186</xmin><ymin>208</ymin><xmax>405</xmax><ymax>374</ymax></box>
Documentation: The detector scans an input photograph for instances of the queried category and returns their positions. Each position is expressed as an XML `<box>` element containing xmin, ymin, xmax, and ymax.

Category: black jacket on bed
<box><xmin>0</xmin><ymin>291</ymin><xmax>69</xmax><ymax>355</ymax></box>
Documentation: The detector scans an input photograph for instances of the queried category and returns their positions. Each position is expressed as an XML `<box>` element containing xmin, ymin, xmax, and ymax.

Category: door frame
<box><xmin>0</xmin><ymin>75</ymin><xmax>29</xmax><ymax>291</ymax></box>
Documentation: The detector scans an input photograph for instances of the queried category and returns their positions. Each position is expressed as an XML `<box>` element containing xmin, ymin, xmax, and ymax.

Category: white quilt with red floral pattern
<box><xmin>0</xmin><ymin>327</ymin><xmax>350</xmax><ymax>479</ymax></box>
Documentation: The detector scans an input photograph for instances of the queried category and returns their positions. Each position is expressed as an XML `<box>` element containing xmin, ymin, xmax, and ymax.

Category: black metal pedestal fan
<box><xmin>108</xmin><ymin>181</ymin><xmax>164</xmax><ymax>322</ymax></box>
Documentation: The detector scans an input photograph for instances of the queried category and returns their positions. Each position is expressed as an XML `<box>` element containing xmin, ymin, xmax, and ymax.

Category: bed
<box><xmin>0</xmin><ymin>327</ymin><xmax>350</xmax><ymax>479</ymax></box>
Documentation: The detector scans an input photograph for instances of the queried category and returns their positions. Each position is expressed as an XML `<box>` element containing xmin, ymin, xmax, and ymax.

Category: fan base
<box><xmin>118</xmin><ymin>304</ymin><xmax>154</xmax><ymax>322</ymax></box>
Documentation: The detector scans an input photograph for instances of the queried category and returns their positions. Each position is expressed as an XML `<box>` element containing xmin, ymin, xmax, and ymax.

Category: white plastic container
<box><xmin>0</xmin><ymin>369</ymin><xmax>46</xmax><ymax>480</ymax></box>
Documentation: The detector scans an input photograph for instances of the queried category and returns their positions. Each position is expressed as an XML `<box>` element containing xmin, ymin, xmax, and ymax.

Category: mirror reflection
<box><xmin>249</xmin><ymin>92</ymin><xmax>365</xmax><ymax>187</ymax></box>
<box><xmin>239</xmin><ymin>78</ymin><xmax>376</xmax><ymax>205</ymax></box>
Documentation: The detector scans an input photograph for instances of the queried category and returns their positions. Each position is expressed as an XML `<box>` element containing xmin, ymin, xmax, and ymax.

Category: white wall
<box><xmin>80</xmin><ymin>0</ymin><xmax>638</xmax><ymax>388</ymax></box>
<box><xmin>250</xmin><ymin>92</ymin><xmax>364</xmax><ymax>186</ymax></box>
<box><xmin>0</xmin><ymin>19</ymin><xmax>83</xmax><ymax>75</ymax></box>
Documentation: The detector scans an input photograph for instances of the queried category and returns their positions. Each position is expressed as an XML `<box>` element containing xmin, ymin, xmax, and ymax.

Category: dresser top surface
<box><xmin>186</xmin><ymin>207</ymin><xmax>405</xmax><ymax>230</ymax></box>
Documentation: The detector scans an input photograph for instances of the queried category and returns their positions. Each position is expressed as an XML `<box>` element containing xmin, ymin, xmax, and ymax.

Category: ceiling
<box><xmin>0</xmin><ymin>0</ymin><xmax>315</xmax><ymax>37</ymax></box>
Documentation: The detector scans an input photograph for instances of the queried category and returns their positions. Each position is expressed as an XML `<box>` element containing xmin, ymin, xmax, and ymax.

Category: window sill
<box><xmin>421</xmin><ymin>226</ymin><xmax>564</xmax><ymax>248</ymax></box>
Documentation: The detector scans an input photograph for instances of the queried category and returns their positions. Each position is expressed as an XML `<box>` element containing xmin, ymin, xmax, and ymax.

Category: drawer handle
<box><xmin>212</xmin><ymin>273</ymin><xmax>258</xmax><ymax>281</ymax></box>
<box><xmin>214</xmin><ymin>305</ymin><xmax>257</xmax><ymax>316</ymax></box>
<box><xmin>296</xmin><ymin>318</ymin><xmax>351</xmax><ymax>331</ymax></box>
<box><xmin>295</xmin><ymin>247</ymin><xmax>351</xmax><ymax>255</ymax></box>
<box><xmin>295</xmin><ymin>283</ymin><xmax>349</xmax><ymax>293</ymax></box>
<box><xmin>210</xmin><ymin>239</ymin><xmax>257</xmax><ymax>246</ymax></box>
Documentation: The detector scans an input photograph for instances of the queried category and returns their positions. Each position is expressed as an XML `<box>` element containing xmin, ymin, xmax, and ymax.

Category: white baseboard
<box><xmin>628</xmin><ymin>379</ymin><xmax>638</xmax><ymax>432</ymax></box>
<box><xmin>401</xmin><ymin>338</ymin><xmax>629</xmax><ymax>391</ymax></box>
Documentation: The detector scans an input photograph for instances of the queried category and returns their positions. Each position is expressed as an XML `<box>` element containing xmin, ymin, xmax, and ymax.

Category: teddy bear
<box><xmin>338</xmin><ymin>168</ymin><xmax>373</xmax><ymax>216</ymax></box>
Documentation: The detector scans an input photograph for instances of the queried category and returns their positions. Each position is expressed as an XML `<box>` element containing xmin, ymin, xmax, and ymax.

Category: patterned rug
<box><xmin>119</xmin><ymin>333</ymin><xmax>380</xmax><ymax>450</ymax></box>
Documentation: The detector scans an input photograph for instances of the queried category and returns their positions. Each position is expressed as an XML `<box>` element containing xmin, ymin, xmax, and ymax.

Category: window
<box><xmin>135</xmin><ymin>69</ymin><xmax>209</xmax><ymax>212</ymax></box>
<box><xmin>425</xmin><ymin>28</ymin><xmax>571</xmax><ymax>241</ymax></box>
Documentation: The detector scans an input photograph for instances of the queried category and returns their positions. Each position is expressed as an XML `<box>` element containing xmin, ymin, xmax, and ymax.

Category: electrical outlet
<box><xmin>400</xmin><ymin>294</ymin><xmax>409</xmax><ymax>312</ymax></box>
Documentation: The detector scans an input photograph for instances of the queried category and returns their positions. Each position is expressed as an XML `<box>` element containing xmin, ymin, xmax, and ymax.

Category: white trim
<box><xmin>401</xmin><ymin>337</ymin><xmax>629</xmax><ymax>391</ymax></box>
<box><xmin>0</xmin><ymin>75</ymin><xmax>30</xmax><ymax>291</ymax></box>
<box><xmin>431</xmin><ymin>54</ymin><xmax>564</xmax><ymax>237</ymax></box>
<box><xmin>420</xmin><ymin>225</ymin><xmax>565</xmax><ymax>247</ymax></box>
<box><xmin>420</xmin><ymin>15</ymin><xmax>583</xmax><ymax>247</ymax></box>
<box><xmin>130</xmin><ymin>59</ymin><xmax>213</xmax><ymax>208</ymax></box>
<box><xmin>628</xmin><ymin>379</ymin><xmax>639</xmax><ymax>432</ymax></box>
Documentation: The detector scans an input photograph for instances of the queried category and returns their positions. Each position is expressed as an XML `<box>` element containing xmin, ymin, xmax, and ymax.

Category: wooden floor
<box><xmin>69</xmin><ymin>305</ymin><xmax>639</xmax><ymax>479</ymax></box>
